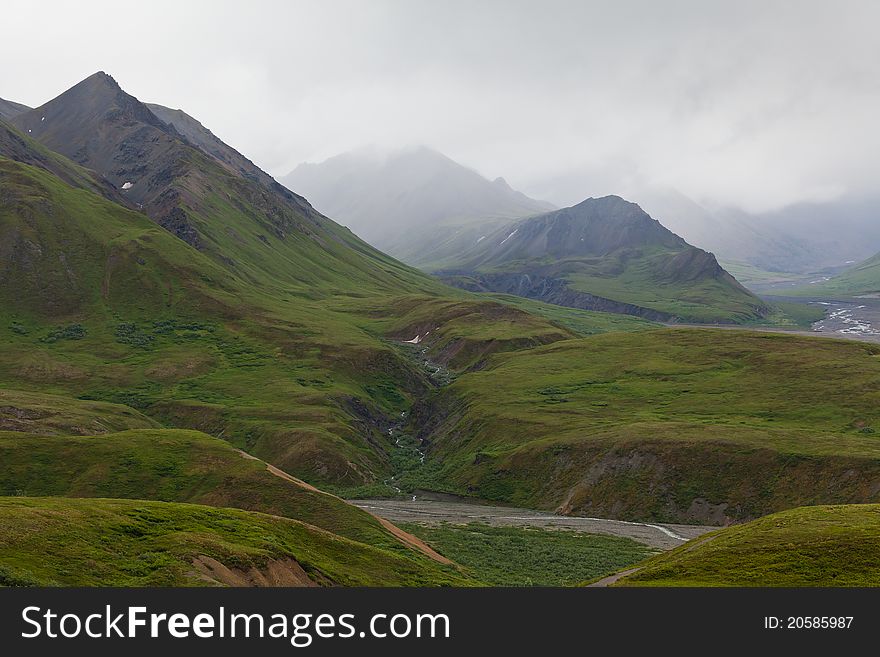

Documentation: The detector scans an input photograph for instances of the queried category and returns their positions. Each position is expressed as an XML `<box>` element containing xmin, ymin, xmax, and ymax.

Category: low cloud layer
<box><xmin>1</xmin><ymin>0</ymin><xmax>878</xmax><ymax>212</ymax></box>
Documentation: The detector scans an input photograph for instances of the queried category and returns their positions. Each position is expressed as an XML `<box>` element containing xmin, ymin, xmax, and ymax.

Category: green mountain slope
<box><xmin>611</xmin><ymin>504</ymin><xmax>880</xmax><ymax>586</ymax></box>
<box><xmin>436</xmin><ymin>196</ymin><xmax>771</xmax><ymax>323</ymax></box>
<box><xmin>413</xmin><ymin>329</ymin><xmax>880</xmax><ymax>523</ymax></box>
<box><xmin>0</xmin><ymin>497</ymin><xmax>472</xmax><ymax>587</ymax></box>
<box><xmin>0</xmin><ymin>118</ymin><xmax>126</xmax><ymax>200</ymax></box>
<box><xmin>0</xmin><ymin>388</ymin><xmax>159</xmax><ymax>434</ymax></box>
<box><xmin>0</xmin><ymin>423</ymin><xmax>452</xmax><ymax>558</ymax></box>
<box><xmin>0</xmin><ymin>156</ymin><xmax>565</xmax><ymax>488</ymax></box>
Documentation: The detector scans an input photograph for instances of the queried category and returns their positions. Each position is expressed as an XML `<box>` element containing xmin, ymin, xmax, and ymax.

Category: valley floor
<box><xmin>350</xmin><ymin>499</ymin><xmax>715</xmax><ymax>550</ymax></box>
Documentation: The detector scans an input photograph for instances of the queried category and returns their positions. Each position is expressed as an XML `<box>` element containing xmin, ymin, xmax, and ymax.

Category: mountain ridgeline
<box><xmin>0</xmin><ymin>97</ymin><xmax>30</xmax><ymax>121</ymax></box>
<box><xmin>436</xmin><ymin>195</ymin><xmax>771</xmax><ymax>323</ymax></box>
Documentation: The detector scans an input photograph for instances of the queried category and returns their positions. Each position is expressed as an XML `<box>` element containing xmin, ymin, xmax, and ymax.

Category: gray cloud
<box><xmin>1</xmin><ymin>0</ymin><xmax>878</xmax><ymax>212</ymax></box>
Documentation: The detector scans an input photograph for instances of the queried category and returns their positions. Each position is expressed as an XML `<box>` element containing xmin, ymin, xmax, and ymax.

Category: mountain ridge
<box><xmin>0</xmin><ymin>97</ymin><xmax>31</xmax><ymax>121</ymax></box>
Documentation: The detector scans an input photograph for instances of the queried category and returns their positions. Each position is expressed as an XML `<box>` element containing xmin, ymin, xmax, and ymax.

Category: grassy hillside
<box><xmin>1</xmin><ymin>156</ymin><xmax>575</xmax><ymax>490</ymax></box>
<box><xmin>0</xmin><ymin>497</ymin><xmax>473</xmax><ymax>587</ymax></box>
<box><xmin>413</xmin><ymin>329</ymin><xmax>880</xmax><ymax>523</ymax></box>
<box><xmin>0</xmin><ymin>157</ymin><xmax>240</xmax><ymax>318</ymax></box>
<box><xmin>611</xmin><ymin>504</ymin><xmax>880</xmax><ymax>586</ymax></box>
<box><xmin>0</xmin><ymin>388</ymin><xmax>159</xmax><ymax>434</ymax></box>
<box><xmin>0</xmin><ymin>425</ymin><xmax>440</xmax><ymax>556</ymax></box>
<box><xmin>484</xmin><ymin>294</ymin><xmax>660</xmax><ymax>336</ymax></box>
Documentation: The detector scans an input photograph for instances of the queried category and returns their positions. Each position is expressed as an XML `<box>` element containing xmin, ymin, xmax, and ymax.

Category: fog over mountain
<box><xmin>284</xmin><ymin>146</ymin><xmax>553</xmax><ymax>266</ymax></box>
<box><xmin>2</xmin><ymin>1</ymin><xmax>879</xmax><ymax>228</ymax></box>
<box><xmin>632</xmin><ymin>188</ymin><xmax>880</xmax><ymax>273</ymax></box>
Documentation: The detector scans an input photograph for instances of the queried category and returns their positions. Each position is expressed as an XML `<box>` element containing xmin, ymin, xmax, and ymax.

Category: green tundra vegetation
<box><xmin>400</xmin><ymin>522</ymin><xmax>653</xmax><ymax>586</ymax></box>
<box><xmin>0</xmin><ymin>156</ymin><xmax>573</xmax><ymax>490</ymax></box>
<box><xmin>0</xmin><ymin>424</ymin><xmax>425</xmax><ymax>552</ymax></box>
<box><xmin>413</xmin><ymin>329</ymin><xmax>880</xmax><ymax>523</ymax></box>
<box><xmin>609</xmin><ymin>504</ymin><xmax>880</xmax><ymax>587</ymax></box>
<box><xmin>0</xmin><ymin>498</ymin><xmax>474</xmax><ymax>587</ymax></box>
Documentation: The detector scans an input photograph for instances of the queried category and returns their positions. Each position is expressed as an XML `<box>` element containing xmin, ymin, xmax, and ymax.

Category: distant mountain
<box><xmin>283</xmin><ymin>146</ymin><xmax>554</xmax><ymax>267</ymax></box>
<box><xmin>0</xmin><ymin>97</ymin><xmax>30</xmax><ymax>121</ymax></box>
<box><xmin>436</xmin><ymin>195</ymin><xmax>770</xmax><ymax>323</ymax></box>
<box><xmin>630</xmin><ymin>188</ymin><xmax>880</xmax><ymax>275</ymax></box>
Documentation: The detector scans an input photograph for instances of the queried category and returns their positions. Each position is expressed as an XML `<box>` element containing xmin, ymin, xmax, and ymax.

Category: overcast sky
<box><xmin>1</xmin><ymin>0</ymin><xmax>878</xmax><ymax>211</ymax></box>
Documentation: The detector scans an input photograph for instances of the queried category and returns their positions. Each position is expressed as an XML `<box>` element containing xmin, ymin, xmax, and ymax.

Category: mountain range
<box><xmin>637</xmin><ymin>187</ymin><xmax>880</xmax><ymax>276</ymax></box>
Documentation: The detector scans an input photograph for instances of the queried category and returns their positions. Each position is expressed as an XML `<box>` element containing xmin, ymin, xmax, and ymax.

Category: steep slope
<box><xmin>283</xmin><ymin>146</ymin><xmax>554</xmax><ymax>267</ymax></box>
<box><xmin>438</xmin><ymin>195</ymin><xmax>770</xmax><ymax>323</ymax></box>
<box><xmin>0</xmin><ymin>158</ymin><xmax>238</xmax><ymax>318</ymax></box>
<box><xmin>146</xmin><ymin>102</ymin><xmax>278</xmax><ymax>188</ymax></box>
<box><xmin>0</xmin><ymin>118</ymin><xmax>125</xmax><ymax>200</ymax></box>
<box><xmin>611</xmin><ymin>505</ymin><xmax>880</xmax><ymax>587</ymax></box>
<box><xmin>414</xmin><ymin>329</ymin><xmax>880</xmax><ymax>524</ymax></box>
<box><xmin>0</xmin><ymin>498</ymin><xmax>472</xmax><ymax>586</ymax></box>
<box><xmin>0</xmin><ymin>97</ymin><xmax>30</xmax><ymax>121</ymax></box>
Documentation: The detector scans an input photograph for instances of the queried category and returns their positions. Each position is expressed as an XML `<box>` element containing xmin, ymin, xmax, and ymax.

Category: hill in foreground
<box><xmin>609</xmin><ymin>504</ymin><xmax>880</xmax><ymax>586</ymax></box>
<box><xmin>0</xmin><ymin>497</ymin><xmax>472</xmax><ymax>587</ymax></box>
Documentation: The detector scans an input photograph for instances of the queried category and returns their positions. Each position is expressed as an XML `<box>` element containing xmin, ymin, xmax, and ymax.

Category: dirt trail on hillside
<box><xmin>235</xmin><ymin>449</ymin><xmax>452</xmax><ymax>564</ymax></box>
<box><xmin>350</xmin><ymin>499</ymin><xmax>715</xmax><ymax>551</ymax></box>
<box><xmin>588</xmin><ymin>567</ymin><xmax>642</xmax><ymax>587</ymax></box>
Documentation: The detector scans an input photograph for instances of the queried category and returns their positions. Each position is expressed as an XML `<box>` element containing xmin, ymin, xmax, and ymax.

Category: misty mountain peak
<box><xmin>282</xmin><ymin>147</ymin><xmax>555</xmax><ymax>263</ymax></box>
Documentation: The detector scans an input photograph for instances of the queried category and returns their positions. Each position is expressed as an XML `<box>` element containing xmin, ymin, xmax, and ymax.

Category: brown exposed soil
<box><xmin>587</xmin><ymin>567</ymin><xmax>642</xmax><ymax>587</ymax></box>
<box><xmin>374</xmin><ymin>516</ymin><xmax>453</xmax><ymax>565</ymax></box>
<box><xmin>191</xmin><ymin>555</ymin><xmax>317</xmax><ymax>587</ymax></box>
